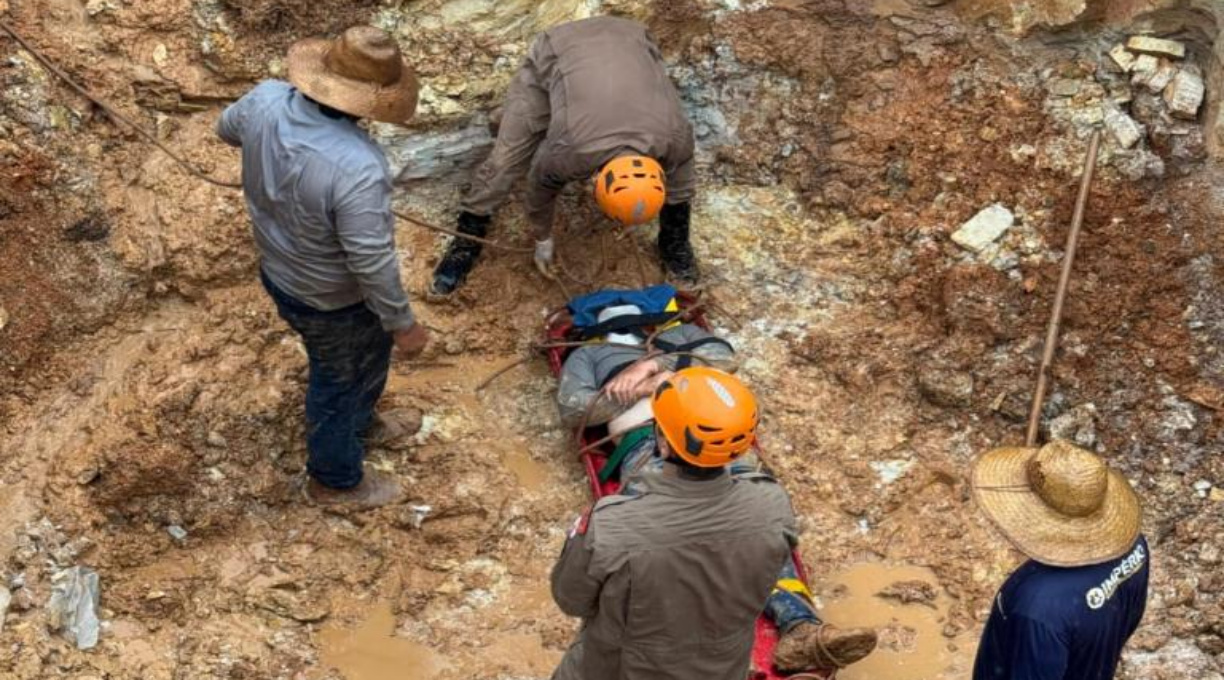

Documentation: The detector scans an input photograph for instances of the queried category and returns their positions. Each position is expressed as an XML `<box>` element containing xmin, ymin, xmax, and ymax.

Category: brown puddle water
<box><xmin>318</xmin><ymin>602</ymin><xmax>444</xmax><ymax>680</ymax></box>
<box><xmin>818</xmin><ymin>564</ymin><xmax>975</xmax><ymax>680</ymax></box>
<box><xmin>502</xmin><ymin>445</ymin><xmax>550</xmax><ymax>492</ymax></box>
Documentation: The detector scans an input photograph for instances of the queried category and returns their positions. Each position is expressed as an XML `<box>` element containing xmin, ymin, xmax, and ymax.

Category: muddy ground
<box><xmin>1</xmin><ymin>0</ymin><xmax>1222</xmax><ymax>678</ymax></box>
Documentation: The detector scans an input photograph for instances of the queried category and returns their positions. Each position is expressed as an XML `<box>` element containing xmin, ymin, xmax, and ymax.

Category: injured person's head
<box><xmin>598</xmin><ymin>304</ymin><xmax>643</xmax><ymax>346</ymax></box>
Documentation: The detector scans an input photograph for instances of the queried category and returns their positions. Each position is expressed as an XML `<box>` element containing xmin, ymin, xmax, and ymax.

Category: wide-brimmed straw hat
<box><xmin>287</xmin><ymin>26</ymin><xmax>418</xmax><ymax>125</ymax></box>
<box><xmin>971</xmin><ymin>440</ymin><xmax>1141</xmax><ymax>567</ymax></box>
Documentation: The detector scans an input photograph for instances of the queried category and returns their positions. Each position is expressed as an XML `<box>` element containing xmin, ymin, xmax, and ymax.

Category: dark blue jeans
<box><xmin>619</xmin><ymin>435</ymin><xmax>821</xmax><ymax>633</ymax></box>
<box><xmin>261</xmin><ymin>270</ymin><xmax>392</xmax><ymax>489</ymax></box>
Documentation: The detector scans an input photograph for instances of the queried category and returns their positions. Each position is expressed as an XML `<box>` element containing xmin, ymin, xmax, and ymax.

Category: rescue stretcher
<box><xmin>543</xmin><ymin>296</ymin><xmax>828</xmax><ymax>680</ymax></box>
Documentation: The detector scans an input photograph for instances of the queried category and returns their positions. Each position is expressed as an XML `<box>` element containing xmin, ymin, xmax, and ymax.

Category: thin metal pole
<box><xmin>1026</xmin><ymin>129</ymin><xmax>1102</xmax><ymax>447</ymax></box>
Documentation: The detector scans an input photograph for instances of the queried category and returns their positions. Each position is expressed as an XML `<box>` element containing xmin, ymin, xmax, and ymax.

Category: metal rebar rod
<box><xmin>1025</xmin><ymin>129</ymin><xmax>1102</xmax><ymax>447</ymax></box>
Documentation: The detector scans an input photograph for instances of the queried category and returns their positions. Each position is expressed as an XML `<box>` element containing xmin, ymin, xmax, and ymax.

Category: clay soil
<box><xmin>1</xmin><ymin>0</ymin><xmax>1222</xmax><ymax>678</ymax></box>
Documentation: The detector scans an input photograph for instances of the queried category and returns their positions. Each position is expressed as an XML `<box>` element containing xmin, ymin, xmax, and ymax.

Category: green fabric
<box><xmin>599</xmin><ymin>426</ymin><xmax>653</xmax><ymax>483</ymax></box>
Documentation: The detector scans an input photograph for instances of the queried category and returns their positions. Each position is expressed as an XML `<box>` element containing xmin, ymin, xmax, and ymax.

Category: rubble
<box><xmin>1125</xmin><ymin>36</ymin><xmax>1186</xmax><ymax>60</ymax></box>
<box><xmin>1108</xmin><ymin>44</ymin><xmax>1136</xmax><ymax>72</ymax></box>
<box><xmin>918</xmin><ymin>367</ymin><xmax>974</xmax><ymax>408</ymax></box>
<box><xmin>47</xmin><ymin>567</ymin><xmax>101</xmax><ymax>650</ymax></box>
<box><xmin>1164</xmin><ymin>69</ymin><xmax>1205</xmax><ymax>120</ymax></box>
<box><xmin>1103</xmin><ymin>102</ymin><xmax>1146</xmax><ymax>149</ymax></box>
<box><xmin>951</xmin><ymin>204</ymin><xmax>1014</xmax><ymax>253</ymax></box>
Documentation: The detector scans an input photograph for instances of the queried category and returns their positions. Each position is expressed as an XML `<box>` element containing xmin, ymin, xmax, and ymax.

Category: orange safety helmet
<box><xmin>593</xmin><ymin>155</ymin><xmax>666</xmax><ymax>226</ymax></box>
<box><xmin>651</xmin><ymin>367</ymin><xmax>759</xmax><ymax>468</ymax></box>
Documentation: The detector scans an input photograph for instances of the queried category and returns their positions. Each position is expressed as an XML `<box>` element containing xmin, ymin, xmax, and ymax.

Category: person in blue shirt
<box><xmin>971</xmin><ymin>440</ymin><xmax>1148</xmax><ymax>680</ymax></box>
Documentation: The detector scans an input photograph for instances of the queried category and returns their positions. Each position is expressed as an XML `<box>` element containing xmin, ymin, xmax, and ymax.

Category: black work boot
<box><xmin>429</xmin><ymin>212</ymin><xmax>490</xmax><ymax>297</ymax></box>
<box><xmin>657</xmin><ymin>202</ymin><xmax>700</xmax><ymax>287</ymax></box>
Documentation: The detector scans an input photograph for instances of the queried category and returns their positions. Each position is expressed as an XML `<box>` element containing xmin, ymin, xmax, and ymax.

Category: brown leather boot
<box><xmin>773</xmin><ymin>622</ymin><xmax>878</xmax><ymax>673</ymax></box>
<box><xmin>303</xmin><ymin>469</ymin><xmax>404</xmax><ymax>510</ymax></box>
<box><xmin>363</xmin><ymin>408</ymin><xmax>423</xmax><ymax>448</ymax></box>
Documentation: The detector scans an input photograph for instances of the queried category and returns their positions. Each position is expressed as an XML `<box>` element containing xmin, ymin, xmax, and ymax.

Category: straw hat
<box><xmin>971</xmin><ymin>440</ymin><xmax>1141</xmax><ymax>567</ymax></box>
<box><xmin>287</xmin><ymin>26</ymin><xmax>418</xmax><ymax>125</ymax></box>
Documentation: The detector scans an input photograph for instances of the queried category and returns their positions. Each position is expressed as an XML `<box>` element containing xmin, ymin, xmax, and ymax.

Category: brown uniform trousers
<box><xmin>550</xmin><ymin>464</ymin><xmax>796</xmax><ymax>680</ymax></box>
<box><xmin>461</xmin><ymin>16</ymin><xmax>696</xmax><ymax>232</ymax></box>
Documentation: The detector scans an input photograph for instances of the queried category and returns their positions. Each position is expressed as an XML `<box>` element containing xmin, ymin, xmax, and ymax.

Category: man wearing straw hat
<box><xmin>971</xmin><ymin>440</ymin><xmax>1149</xmax><ymax>679</ymax></box>
<box><xmin>218</xmin><ymin>27</ymin><xmax>428</xmax><ymax>508</ymax></box>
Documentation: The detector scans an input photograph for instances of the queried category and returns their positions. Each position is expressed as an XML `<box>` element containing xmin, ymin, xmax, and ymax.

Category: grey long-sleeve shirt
<box><xmin>217</xmin><ymin>80</ymin><xmax>415</xmax><ymax>330</ymax></box>
<box><xmin>556</xmin><ymin>324</ymin><xmax>736</xmax><ymax>428</ymax></box>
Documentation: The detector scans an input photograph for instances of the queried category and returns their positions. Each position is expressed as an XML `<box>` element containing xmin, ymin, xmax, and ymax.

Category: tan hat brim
<box><xmin>971</xmin><ymin>446</ymin><xmax>1142</xmax><ymax>567</ymax></box>
<box><xmin>286</xmin><ymin>38</ymin><xmax>419</xmax><ymax>125</ymax></box>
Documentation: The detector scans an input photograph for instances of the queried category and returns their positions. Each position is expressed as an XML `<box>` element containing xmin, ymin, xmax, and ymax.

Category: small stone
<box><xmin>166</xmin><ymin>525</ymin><xmax>188</xmax><ymax>541</ymax></box>
<box><xmin>0</xmin><ymin>306</ymin><xmax>8</xmax><ymax>332</ymax></box>
<box><xmin>1164</xmin><ymin>69</ymin><xmax>1205</xmax><ymax>119</ymax></box>
<box><xmin>1102</xmin><ymin>102</ymin><xmax>1145</xmax><ymax>149</ymax></box>
<box><xmin>1193</xmin><ymin>479</ymin><xmax>1212</xmax><ymax>497</ymax></box>
<box><xmin>1108</xmin><ymin>44</ymin><xmax>1136</xmax><ymax>72</ymax></box>
<box><xmin>1136</xmin><ymin>60</ymin><xmax>1177</xmax><ymax>94</ymax></box>
<box><xmin>1047</xmin><ymin>79</ymin><xmax>1082</xmax><ymax>97</ymax></box>
<box><xmin>84</xmin><ymin>0</ymin><xmax>115</xmax><ymax>15</ymax></box>
<box><xmin>1200</xmin><ymin>544</ymin><xmax>1221</xmax><ymax>565</ymax></box>
<box><xmin>918</xmin><ymin>367</ymin><xmax>974</xmax><ymax>408</ymax></box>
<box><xmin>152</xmin><ymin>44</ymin><xmax>169</xmax><ymax>68</ymax></box>
<box><xmin>206</xmin><ymin>431</ymin><xmax>227</xmax><ymax>448</ymax></box>
<box><xmin>951</xmin><ymin>204</ymin><xmax>1014</xmax><ymax>253</ymax></box>
<box><xmin>1126</xmin><ymin>36</ymin><xmax>1186</xmax><ymax>60</ymax></box>
<box><xmin>1130</xmin><ymin>54</ymin><xmax>1159</xmax><ymax>80</ymax></box>
<box><xmin>877</xmin><ymin>580</ymin><xmax>939</xmax><ymax>607</ymax></box>
<box><xmin>0</xmin><ymin>586</ymin><xmax>10</xmax><ymax>632</ymax></box>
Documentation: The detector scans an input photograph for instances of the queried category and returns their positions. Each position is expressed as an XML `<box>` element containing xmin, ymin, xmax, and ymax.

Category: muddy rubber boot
<box><xmin>363</xmin><ymin>408</ymin><xmax>423</xmax><ymax>448</ymax></box>
<box><xmin>303</xmin><ymin>469</ymin><xmax>405</xmax><ymax>511</ymax></box>
<box><xmin>657</xmin><ymin>201</ymin><xmax>700</xmax><ymax>288</ymax></box>
<box><xmin>773</xmin><ymin>622</ymin><xmax>878</xmax><ymax>673</ymax></box>
<box><xmin>429</xmin><ymin>212</ymin><xmax>490</xmax><ymax>297</ymax></box>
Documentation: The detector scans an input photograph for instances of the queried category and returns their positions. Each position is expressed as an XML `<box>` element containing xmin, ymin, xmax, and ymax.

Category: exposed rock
<box><xmin>1130</xmin><ymin>54</ymin><xmax>1159</xmax><ymax>85</ymax></box>
<box><xmin>1047</xmin><ymin>403</ymin><xmax>1098</xmax><ymax>448</ymax></box>
<box><xmin>918</xmin><ymin>366</ymin><xmax>974</xmax><ymax>408</ymax></box>
<box><xmin>0</xmin><ymin>586</ymin><xmax>10</xmax><ymax>632</ymax></box>
<box><xmin>47</xmin><ymin>567</ymin><xmax>101</xmax><ymax>650</ymax></box>
<box><xmin>1047</xmin><ymin>78</ymin><xmax>1082</xmax><ymax>97</ymax></box>
<box><xmin>1108</xmin><ymin>44</ymin><xmax>1136</xmax><ymax>72</ymax></box>
<box><xmin>951</xmin><ymin>204</ymin><xmax>1014</xmax><ymax>252</ymax></box>
<box><xmin>1103</xmin><ymin>102</ymin><xmax>1145</xmax><ymax>149</ymax></box>
<box><xmin>1126</xmin><ymin>36</ymin><xmax>1187</xmax><ymax>60</ymax></box>
<box><xmin>1164</xmin><ymin>69</ymin><xmax>1205</xmax><ymax>120</ymax></box>
<box><xmin>378</xmin><ymin>124</ymin><xmax>495</xmax><ymax>184</ymax></box>
<box><xmin>1133</xmin><ymin>60</ymin><xmax>1176</xmax><ymax>94</ymax></box>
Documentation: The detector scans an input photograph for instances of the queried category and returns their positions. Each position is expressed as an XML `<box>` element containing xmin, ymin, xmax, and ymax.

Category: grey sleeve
<box><xmin>557</xmin><ymin>350</ymin><xmax>623</xmax><ymax>428</ymax></box>
<box><xmin>656</xmin><ymin>325</ymin><xmax>737</xmax><ymax>372</ymax></box>
<box><xmin>216</xmin><ymin>94</ymin><xmax>249</xmax><ymax>147</ymax></box>
<box><xmin>333</xmin><ymin>170</ymin><xmax>416</xmax><ymax>331</ymax></box>
<box><xmin>551</xmin><ymin>516</ymin><xmax>604</xmax><ymax>619</ymax></box>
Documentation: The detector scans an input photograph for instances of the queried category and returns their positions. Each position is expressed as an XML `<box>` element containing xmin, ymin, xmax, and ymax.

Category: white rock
<box><xmin>1126</xmin><ymin>36</ymin><xmax>1186</xmax><ymax>60</ymax></box>
<box><xmin>1137</xmin><ymin>60</ymin><xmax>1177</xmax><ymax>94</ymax></box>
<box><xmin>1129</xmin><ymin>56</ymin><xmax>1159</xmax><ymax>92</ymax></box>
<box><xmin>0</xmin><ymin>586</ymin><xmax>10</xmax><ymax>632</ymax></box>
<box><xmin>1164</xmin><ymin>69</ymin><xmax>1205</xmax><ymax>119</ymax></box>
<box><xmin>1102</xmin><ymin>103</ymin><xmax>1145</xmax><ymax>149</ymax></box>
<box><xmin>952</xmin><ymin>204</ymin><xmax>1014</xmax><ymax>253</ymax></box>
<box><xmin>1109</xmin><ymin>44</ymin><xmax>1136</xmax><ymax>72</ymax></box>
<box><xmin>152</xmin><ymin>44</ymin><xmax>168</xmax><ymax>68</ymax></box>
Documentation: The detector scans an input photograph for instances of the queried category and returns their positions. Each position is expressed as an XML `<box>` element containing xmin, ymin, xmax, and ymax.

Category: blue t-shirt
<box><xmin>973</xmin><ymin>536</ymin><xmax>1149</xmax><ymax>680</ymax></box>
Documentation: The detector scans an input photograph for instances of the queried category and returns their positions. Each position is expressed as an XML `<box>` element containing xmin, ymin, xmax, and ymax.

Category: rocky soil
<box><xmin>1</xmin><ymin>0</ymin><xmax>1222</xmax><ymax>678</ymax></box>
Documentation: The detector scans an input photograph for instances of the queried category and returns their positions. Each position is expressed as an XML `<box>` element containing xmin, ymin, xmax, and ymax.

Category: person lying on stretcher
<box><xmin>551</xmin><ymin>305</ymin><xmax>877</xmax><ymax>678</ymax></box>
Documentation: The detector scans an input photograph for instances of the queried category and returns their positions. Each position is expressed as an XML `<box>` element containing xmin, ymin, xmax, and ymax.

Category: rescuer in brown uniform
<box><xmin>549</xmin><ymin>368</ymin><xmax>876</xmax><ymax>679</ymax></box>
<box><xmin>430</xmin><ymin>16</ymin><xmax>701</xmax><ymax>295</ymax></box>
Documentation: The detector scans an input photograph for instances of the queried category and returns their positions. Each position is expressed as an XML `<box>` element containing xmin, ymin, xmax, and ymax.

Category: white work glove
<box><xmin>534</xmin><ymin>237</ymin><xmax>556</xmax><ymax>279</ymax></box>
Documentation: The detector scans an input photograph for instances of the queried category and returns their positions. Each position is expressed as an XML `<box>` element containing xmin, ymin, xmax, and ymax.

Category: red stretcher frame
<box><xmin>543</xmin><ymin>300</ymin><xmax>826</xmax><ymax>680</ymax></box>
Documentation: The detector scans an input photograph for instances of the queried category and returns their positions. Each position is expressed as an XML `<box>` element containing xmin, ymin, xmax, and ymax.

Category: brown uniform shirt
<box><xmin>550</xmin><ymin>464</ymin><xmax>796</xmax><ymax>680</ymax></box>
<box><xmin>462</xmin><ymin>17</ymin><xmax>696</xmax><ymax>231</ymax></box>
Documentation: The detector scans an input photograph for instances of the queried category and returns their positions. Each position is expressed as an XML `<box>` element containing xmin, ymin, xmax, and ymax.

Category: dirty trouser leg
<box><xmin>460</xmin><ymin>39</ymin><xmax>552</xmax><ymax>218</ymax></box>
<box><xmin>765</xmin><ymin>555</ymin><xmax>823</xmax><ymax>633</ymax></box>
<box><xmin>261</xmin><ymin>270</ymin><xmax>392</xmax><ymax>489</ymax></box>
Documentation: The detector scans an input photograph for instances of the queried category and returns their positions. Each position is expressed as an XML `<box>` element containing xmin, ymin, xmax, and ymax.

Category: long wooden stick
<box><xmin>1025</xmin><ymin>129</ymin><xmax>1102</xmax><ymax>447</ymax></box>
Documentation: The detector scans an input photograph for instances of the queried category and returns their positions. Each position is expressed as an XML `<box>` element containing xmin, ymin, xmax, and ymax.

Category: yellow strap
<box><xmin>772</xmin><ymin>578</ymin><xmax>813</xmax><ymax>600</ymax></box>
